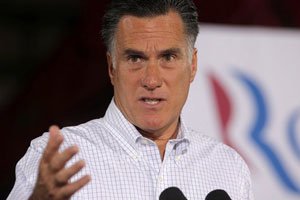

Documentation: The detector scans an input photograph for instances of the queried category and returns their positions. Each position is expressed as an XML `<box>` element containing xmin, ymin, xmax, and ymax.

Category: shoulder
<box><xmin>186</xmin><ymin>128</ymin><xmax>252</xmax><ymax>188</ymax></box>
<box><xmin>184</xmin><ymin>130</ymin><xmax>253</xmax><ymax>199</ymax></box>
<box><xmin>187</xmin><ymin>127</ymin><xmax>247</xmax><ymax>167</ymax></box>
<box><xmin>30</xmin><ymin>118</ymin><xmax>106</xmax><ymax>152</ymax></box>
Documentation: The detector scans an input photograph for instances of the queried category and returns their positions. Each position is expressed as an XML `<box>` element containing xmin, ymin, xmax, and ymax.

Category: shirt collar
<box><xmin>170</xmin><ymin>119</ymin><xmax>191</xmax><ymax>155</ymax></box>
<box><xmin>103</xmin><ymin>98</ymin><xmax>141</xmax><ymax>149</ymax></box>
<box><xmin>103</xmin><ymin>98</ymin><xmax>191</xmax><ymax>151</ymax></box>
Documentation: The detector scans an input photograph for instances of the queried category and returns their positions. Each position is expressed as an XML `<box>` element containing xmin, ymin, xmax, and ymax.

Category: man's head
<box><xmin>102</xmin><ymin>0</ymin><xmax>199</xmax><ymax>63</ymax></box>
<box><xmin>102</xmin><ymin>0</ymin><xmax>198</xmax><ymax>137</ymax></box>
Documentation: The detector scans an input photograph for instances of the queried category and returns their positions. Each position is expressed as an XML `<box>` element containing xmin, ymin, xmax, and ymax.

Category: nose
<box><xmin>141</xmin><ymin>60</ymin><xmax>162</xmax><ymax>91</ymax></box>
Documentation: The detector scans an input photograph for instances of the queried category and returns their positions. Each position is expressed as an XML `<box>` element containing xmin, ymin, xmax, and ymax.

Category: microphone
<box><xmin>159</xmin><ymin>187</ymin><xmax>187</xmax><ymax>200</ymax></box>
<box><xmin>205</xmin><ymin>189</ymin><xmax>232</xmax><ymax>200</ymax></box>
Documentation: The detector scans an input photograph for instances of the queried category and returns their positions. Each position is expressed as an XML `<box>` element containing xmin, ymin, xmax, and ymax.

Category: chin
<box><xmin>139</xmin><ymin>118</ymin><xmax>165</xmax><ymax>131</ymax></box>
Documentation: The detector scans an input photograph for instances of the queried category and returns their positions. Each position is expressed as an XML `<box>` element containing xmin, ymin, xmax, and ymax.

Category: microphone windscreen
<box><xmin>205</xmin><ymin>189</ymin><xmax>232</xmax><ymax>200</ymax></box>
<box><xmin>159</xmin><ymin>187</ymin><xmax>187</xmax><ymax>200</ymax></box>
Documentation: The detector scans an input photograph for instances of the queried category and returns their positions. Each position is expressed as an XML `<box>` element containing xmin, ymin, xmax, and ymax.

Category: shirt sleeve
<box><xmin>239</xmin><ymin>157</ymin><xmax>254</xmax><ymax>200</ymax></box>
<box><xmin>7</xmin><ymin>135</ymin><xmax>48</xmax><ymax>200</ymax></box>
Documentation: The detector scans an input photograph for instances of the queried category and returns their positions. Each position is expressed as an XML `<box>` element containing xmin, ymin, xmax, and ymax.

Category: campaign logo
<box><xmin>208</xmin><ymin>70</ymin><xmax>300</xmax><ymax>194</ymax></box>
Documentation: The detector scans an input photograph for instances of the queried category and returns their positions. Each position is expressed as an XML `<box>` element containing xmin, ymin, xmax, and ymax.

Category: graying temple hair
<box><xmin>102</xmin><ymin>0</ymin><xmax>199</xmax><ymax>64</ymax></box>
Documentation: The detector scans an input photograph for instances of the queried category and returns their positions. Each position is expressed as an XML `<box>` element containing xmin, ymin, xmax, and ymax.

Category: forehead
<box><xmin>115</xmin><ymin>11</ymin><xmax>186</xmax><ymax>50</ymax></box>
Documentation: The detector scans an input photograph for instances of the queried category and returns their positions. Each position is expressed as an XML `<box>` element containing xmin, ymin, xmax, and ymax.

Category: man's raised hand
<box><xmin>29</xmin><ymin>125</ymin><xmax>90</xmax><ymax>200</ymax></box>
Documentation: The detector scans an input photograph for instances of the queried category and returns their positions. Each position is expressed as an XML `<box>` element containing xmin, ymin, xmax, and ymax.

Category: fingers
<box><xmin>54</xmin><ymin>160</ymin><xmax>85</xmax><ymax>186</ymax></box>
<box><xmin>50</xmin><ymin>146</ymin><xmax>79</xmax><ymax>172</ymax></box>
<box><xmin>57</xmin><ymin>175</ymin><xmax>91</xmax><ymax>199</ymax></box>
<box><xmin>31</xmin><ymin>125</ymin><xmax>90</xmax><ymax>200</ymax></box>
<box><xmin>43</xmin><ymin>125</ymin><xmax>64</xmax><ymax>163</ymax></box>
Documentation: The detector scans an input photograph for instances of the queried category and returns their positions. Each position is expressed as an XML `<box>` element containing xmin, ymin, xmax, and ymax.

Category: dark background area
<box><xmin>0</xmin><ymin>0</ymin><xmax>299</xmax><ymax>198</ymax></box>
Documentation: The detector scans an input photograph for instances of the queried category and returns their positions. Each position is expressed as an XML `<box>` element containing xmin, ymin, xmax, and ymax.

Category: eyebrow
<box><xmin>123</xmin><ymin>49</ymin><xmax>146</xmax><ymax>57</ymax></box>
<box><xmin>159</xmin><ymin>48</ymin><xmax>182</xmax><ymax>56</ymax></box>
<box><xmin>123</xmin><ymin>48</ymin><xmax>182</xmax><ymax>57</ymax></box>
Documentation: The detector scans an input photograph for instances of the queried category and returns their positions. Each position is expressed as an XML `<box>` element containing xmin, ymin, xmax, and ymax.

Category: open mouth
<box><xmin>141</xmin><ymin>98</ymin><xmax>163</xmax><ymax>105</ymax></box>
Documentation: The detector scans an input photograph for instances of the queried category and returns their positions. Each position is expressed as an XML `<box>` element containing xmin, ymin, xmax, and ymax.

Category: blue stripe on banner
<box><xmin>288</xmin><ymin>110</ymin><xmax>300</xmax><ymax>160</ymax></box>
<box><xmin>235</xmin><ymin>71</ymin><xmax>300</xmax><ymax>193</ymax></box>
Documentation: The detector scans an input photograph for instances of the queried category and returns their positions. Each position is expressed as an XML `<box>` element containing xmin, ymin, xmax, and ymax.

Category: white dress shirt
<box><xmin>8</xmin><ymin>99</ymin><xmax>253</xmax><ymax>199</ymax></box>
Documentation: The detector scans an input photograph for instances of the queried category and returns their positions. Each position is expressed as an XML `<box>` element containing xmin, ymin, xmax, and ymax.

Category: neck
<box><xmin>136</xmin><ymin>119</ymin><xmax>179</xmax><ymax>160</ymax></box>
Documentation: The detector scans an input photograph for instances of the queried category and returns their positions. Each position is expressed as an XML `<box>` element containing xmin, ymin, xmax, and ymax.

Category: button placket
<box><xmin>175</xmin><ymin>155</ymin><xmax>181</xmax><ymax>164</ymax></box>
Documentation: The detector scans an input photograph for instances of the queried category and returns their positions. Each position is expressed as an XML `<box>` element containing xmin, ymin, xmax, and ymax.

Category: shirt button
<box><xmin>142</xmin><ymin>139</ymin><xmax>148</xmax><ymax>144</ymax></box>
<box><xmin>132</xmin><ymin>155</ymin><xmax>137</xmax><ymax>160</ymax></box>
<box><xmin>175</xmin><ymin>156</ymin><xmax>180</xmax><ymax>163</ymax></box>
<box><xmin>158</xmin><ymin>176</ymin><xmax>163</xmax><ymax>182</ymax></box>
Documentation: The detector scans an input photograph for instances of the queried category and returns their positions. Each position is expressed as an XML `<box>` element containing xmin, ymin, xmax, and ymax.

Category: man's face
<box><xmin>107</xmin><ymin>11</ymin><xmax>197</xmax><ymax>135</ymax></box>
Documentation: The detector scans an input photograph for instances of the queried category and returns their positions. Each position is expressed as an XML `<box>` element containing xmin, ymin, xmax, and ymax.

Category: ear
<box><xmin>107</xmin><ymin>52</ymin><xmax>115</xmax><ymax>85</ymax></box>
<box><xmin>189</xmin><ymin>48</ymin><xmax>197</xmax><ymax>82</ymax></box>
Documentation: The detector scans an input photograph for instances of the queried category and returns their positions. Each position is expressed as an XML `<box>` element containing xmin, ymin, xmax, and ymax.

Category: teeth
<box><xmin>144</xmin><ymin>98</ymin><xmax>160</xmax><ymax>105</ymax></box>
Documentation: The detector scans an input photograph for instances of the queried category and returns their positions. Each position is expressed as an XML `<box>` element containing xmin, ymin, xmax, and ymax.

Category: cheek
<box><xmin>168</xmin><ymin>68</ymin><xmax>191</xmax><ymax>92</ymax></box>
<box><xmin>116</xmin><ymin>70</ymin><xmax>140</xmax><ymax>97</ymax></box>
<box><xmin>168</xmin><ymin>70</ymin><xmax>191</xmax><ymax>106</ymax></box>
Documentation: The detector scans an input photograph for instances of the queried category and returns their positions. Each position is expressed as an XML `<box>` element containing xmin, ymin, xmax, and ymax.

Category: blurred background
<box><xmin>0</xmin><ymin>0</ymin><xmax>299</xmax><ymax>199</ymax></box>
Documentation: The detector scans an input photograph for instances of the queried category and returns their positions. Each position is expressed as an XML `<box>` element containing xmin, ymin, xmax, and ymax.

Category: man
<box><xmin>8</xmin><ymin>0</ymin><xmax>253</xmax><ymax>199</ymax></box>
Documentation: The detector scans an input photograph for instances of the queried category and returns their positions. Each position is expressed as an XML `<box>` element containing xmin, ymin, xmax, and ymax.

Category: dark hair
<box><xmin>102</xmin><ymin>0</ymin><xmax>199</xmax><ymax>53</ymax></box>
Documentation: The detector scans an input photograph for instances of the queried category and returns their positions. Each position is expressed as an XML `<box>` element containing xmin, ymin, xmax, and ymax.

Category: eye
<box><xmin>163</xmin><ymin>54</ymin><xmax>176</xmax><ymax>62</ymax></box>
<box><xmin>128</xmin><ymin>55</ymin><xmax>142</xmax><ymax>63</ymax></box>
